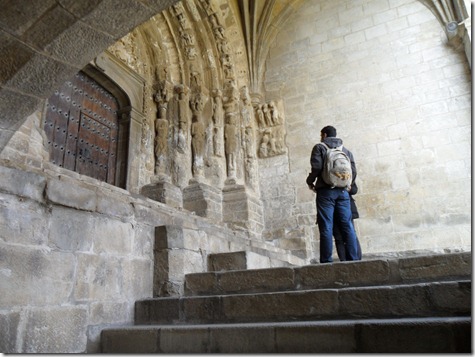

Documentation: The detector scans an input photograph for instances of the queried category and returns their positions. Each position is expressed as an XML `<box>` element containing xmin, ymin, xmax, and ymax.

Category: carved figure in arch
<box><xmin>211</xmin><ymin>89</ymin><xmax>224</xmax><ymax>127</ymax></box>
<box><xmin>154</xmin><ymin>80</ymin><xmax>172</xmax><ymax>120</ymax></box>
<box><xmin>190</xmin><ymin>92</ymin><xmax>206</xmax><ymax>115</ymax></box>
<box><xmin>269</xmin><ymin>101</ymin><xmax>280</xmax><ymax>126</ymax></box>
<box><xmin>217</xmin><ymin>39</ymin><xmax>231</xmax><ymax>55</ymax></box>
<box><xmin>191</xmin><ymin>115</ymin><xmax>206</xmax><ymax>177</ymax></box>
<box><xmin>264</xmin><ymin>103</ymin><xmax>273</xmax><ymax>126</ymax></box>
<box><xmin>175</xmin><ymin>84</ymin><xmax>190</xmax><ymax>153</ymax></box>
<box><xmin>269</xmin><ymin>130</ymin><xmax>278</xmax><ymax>156</ymax></box>
<box><xmin>240</xmin><ymin>86</ymin><xmax>253</xmax><ymax>127</ymax></box>
<box><xmin>201</xmin><ymin>0</ymin><xmax>218</xmax><ymax>16</ymax></box>
<box><xmin>179</xmin><ymin>28</ymin><xmax>194</xmax><ymax>46</ymax></box>
<box><xmin>245</xmin><ymin>157</ymin><xmax>257</xmax><ymax>189</ymax></box>
<box><xmin>223</xmin><ymin>80</ymin><xmax>239</xmax><ymax>114</ymax></box>
<box><xmin>154</xmin><ymin>118</ymin><xmax>169</xmax><ymax>173</ymax></box>
<box><xmin>224</xmin><ymin>113</ymin><xmax>239</xmax><ymax>179</ymax></box>
<box><xmin>190</xmin><ymin>64</ymin><xmax>202</xmax><ymax>89</ymax></box>
<box><xmin>255</xmin><ymin>104</ymin><xmax>266</xmax><ymax>128</ymax></box>
<box><xmin>213</xmin><ymin>26</ymin><xmax>225</xmax><ymax>40</ymax></box>
<box><xmin>173</xmin><ymin>3</ymin><xmax>189</xmax><ymax>29</ymax></box>
<box><xmin>213</xmin><ymin>126</ymin><xmax>223</xmax><ymax>157</ymax></box>
<box><xmin>244</xmin><ymin>126</ymin><xmax>255</xmax><ymax>158</ymax></box>
<box><xmin>259</xmin><ymin>129</ymin><xmax>271</xmax><ymax>158</ymax></box>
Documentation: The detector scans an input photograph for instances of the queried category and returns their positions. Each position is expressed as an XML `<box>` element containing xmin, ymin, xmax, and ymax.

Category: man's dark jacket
<box><xmin>306</xmin><ymin>136</ymin><xmax>357</xmax><ymax>190</ymax></box>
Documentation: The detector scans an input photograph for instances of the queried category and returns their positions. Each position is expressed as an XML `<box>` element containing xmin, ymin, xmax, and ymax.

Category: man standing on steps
<box><xmin>306</xmin><ymin>125</ymin><xmax>360</xmax><ymax>263</ymax></box>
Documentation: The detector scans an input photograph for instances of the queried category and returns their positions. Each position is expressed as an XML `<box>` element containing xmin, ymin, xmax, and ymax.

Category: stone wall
<box><xmin>263</xmin><ymin>0</ymin><xmax>471</xmax><ymax>257</ymax></box>
<box><xmin>0</xmin><ymin>157</ymin><xmax>297</xmax><ymax>353</ymax></box>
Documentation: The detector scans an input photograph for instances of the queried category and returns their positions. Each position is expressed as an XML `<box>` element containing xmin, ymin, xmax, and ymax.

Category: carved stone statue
<box><xmin>224</xmin><ymin>113</ymin><xmax>238</xmax><ymax>179</ymax></box>
<box><xmin>256</xmin><ymin>104</ymin><xmax>266</xmax><ymax>128</ymax></box>
<box><xmin>175</xmin><ymin>84</ymin><xmax>190</xmax><ymax>153</ymax></box>
<box><xmin>191</xmin><ymin>115</ymin><xmax>206</xmax><ymax>177</ymax></box>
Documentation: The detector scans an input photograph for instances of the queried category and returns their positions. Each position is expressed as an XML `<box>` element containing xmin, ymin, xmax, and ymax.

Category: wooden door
<box><xmin>44</xmin><ymin>71</ymin><xmax>120</xmax><ymax>185</ymax></box>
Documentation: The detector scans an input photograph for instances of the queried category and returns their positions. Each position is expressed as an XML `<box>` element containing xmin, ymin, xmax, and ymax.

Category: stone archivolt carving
<box><xmin>256</xmin><ymin>100</ymin><xmax>286</xmax><ymax>158</ymax></box>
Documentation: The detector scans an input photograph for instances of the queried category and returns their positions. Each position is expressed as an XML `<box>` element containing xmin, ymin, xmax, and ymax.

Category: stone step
<box><xmin>207</xmin><ymin>250</ymin><xmax>276</xmax><ymax>271</ymax></box>
<box><xmin>135</xmin><ymin>279</ymin><xmax>470</xmax><ymax>325</ymax></box>
<box><xmin>186</xmin><ymin>251</ymin><xmax>471</xmax><ymax>296</ymax></box>
<box><xmin>101</xmin><ymin>316</ymin><xmax>471</xmax><ymax>353</ymax></box>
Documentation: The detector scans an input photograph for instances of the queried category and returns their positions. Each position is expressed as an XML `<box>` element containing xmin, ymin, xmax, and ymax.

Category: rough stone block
<box><xmin>222</xmin><ymin>290</ymin><xmax>338</xmax><ymax>321</ymax></box>
<box><xmin>358</xmin><ymin>319</ymin><xmax>471</xmax><ymax>353</ymax></box>
<box><xmin>184</xmin><ymin>272</ymin><xmax>218</xmax><ymax>296</ymax></box>
<box><xmin>0</xmin><ymin>244</ymin><xmax>75</xmax><ymax>307</ymax></box>
<box><xmin>183</xmin><ymin>296</ymin><xmax>223</xmax><ymax>323</ymax></box>
<box><xmin>183</xmin><ymin>181</ymin><xmax>222</xmax><ymax>221</ymax></box>
<box><xmin>48</xmin><ymin>207</ymin><xmax>95</xmax><ymax>252</ymax></box>
<box><xmin>275</xmin><ymin>323</ymin><xmax>356</xmax><ymax>353</ymax></box>
<box><xmin>141</xmin><ymin>181</ymin><xmax>183</xmax><ymax>209</ymax></box>
<box><xmin>0</xmin><ymin>194</ymin><xmax>49</xmax><ymax>246</ymax></box>
<box><xmin>338</xmin><ymin>284</ymin><xmax>430</xmax><ymax>318</ymax></box>
<box><xmin>74</xmin><ymin>253</ymin><xmax>121</xmax><ymax>301</ymax></box>
<box><xmin>159</xmin><ymin>326</ymin><xmax>210</xmax><ymax>353</ymax></box>
<box><xmin>209</xmin><ymin>325</ymin><xmax>275</xmax><ymax>353</ymax></box>
<box><xmin>0</xmin><ymin>310</ymin><xmax>21</xmax><ymax>353</ymax></box>
<box><xmin>22</xmin><ymin>306</ymin><xmax>87</xmax><ymax>353</ymax></box>
<box><xmin>101</xmin><ymin>328</ymin><xmax>160</xmax><ymax>353</ymax></box>
<box><xmin>122</xmin><ymin>258</ymin><xmax>153</xmax><ymax>300</ymax></box>
<box><xmin>135</xmin><ymin>298</ymin><xmax>180</xmax><ymax>324</ymax></box>
<box><xmin>46</xmin><ymin>177</ymin><xmax>97</xmax><ymax>211</ymax></box>
<box><xmin>398</xmin><ymin>252</ymin><xmax>471</xmax><ymax>282</ymax></box>
<box><xmin>297</xmin><ymin>260</ymin><xmax>392</xmax><ymax>289</ymax></box>
<box><xmin>208</xmin><ymin>251</ymin><xmax>247</xmax><ymax>271</ymax></box>
<box><xmin>0</xmin><ymin>165</ymin><xmax>46</xmax><ymax>201</ymax></box>
<box><xmin>218</xmin><ymin>268</ymin><xmax>295</xmax><ymax>294</ymax></box>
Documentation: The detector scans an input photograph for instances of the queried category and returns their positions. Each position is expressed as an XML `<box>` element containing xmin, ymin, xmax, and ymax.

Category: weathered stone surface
<box><xmin>141</xmin><ymin>181</ymin><xmax>183</xmax><ymax>209</ymax></box>
<box><xmin>208</xmin><ymin>251</ymin><xmax>247</xmax><ymax>271</ymax></box>
<box><xmin>159</xmin><ymin>326</ymin><xmax>209</xmax><ymax>353</ymax></box>
<box><xmin>135</xmin><ymin>298</ymin><xmax>180</xmax><ymax>324</ymax></box>
<box><xmin>297</xmin><ymin>260</ymin><xmax>392</xmax><ymax>289</ymax></box>
<box><xmin>0</xmin><ymin>164</ymin><xmax>46</xmax><ymax>201</ymax></box>
<box><xmin>0</xmin><ymin>244</ymin><xmax>75</xmax><ymax>307</ymax></box>
<box><xmin>210</xmin><ymin>325</ymin><xmax>275</xmax><ymax>353</ymax></box>
<box><xmin>101</xmin><ymin>328</ymin><xmax>160</xmax><ymax>353</ymax></box>
<box><xmin>398</xmin><ymin>252</ymin><xmax>472</xmax><ymax>281</ymax></box>
<box><xmin>48</xmin><ymin>207</ymin><xmax>95</xmax><ymax>251</ymax></box>
<box><xmin>184</xmin><ymin>272</ymin><xmax>218</xmax><ymax>296</ymax></box>
<box><xmin>46</xmin><ymin>177</ymin><xmax>97</xmax><ymax>211</ymax></box>
<box><xmin>74</xmin><ymin>253</ymin><xmax>122</xmax><ymax>301</ymax></box>
<box><xmin>338</xmin><ymin>284</ymin><xmax>431</xmax><ymax>318</ymax></box>
<box><xmin>122</xmin><ymin>258</ymin><xmax>153</xmax><ymax>300</ymax></box>
<box><xmin>89</xmin><ymin>301</ymin><xmax>131</xmax><ymax>325</ymax></box>
<box><xmin>0</xmin><ymin>310</ymin><xmax>21</xmax><ymax>353</ymax></box>
<box><xmin>0</xmin><ymin>194</ymin><xmax>49</xmax><ymax>246</ymax></box>
<box><xmin>218</xmin><ymin>268</ymin><xmax>295</xmax><ymax>294</ymax></box>
<box><xmin>222</xmin><ymin>290</ymin><xmax>339</xmax><ymax>322</ymax></box>
<box><xmin>275</xmin><ymin>323</ymin><xmax>356</xmax><ymax>353</ymax></box>
<box><xmin>22</xmin><ymin>306</ymin><xmax>88</xmax><ymax>353</ymax></box>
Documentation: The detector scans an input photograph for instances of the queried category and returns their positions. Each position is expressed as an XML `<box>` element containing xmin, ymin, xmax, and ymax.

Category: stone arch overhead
<box><xmin>0</xmin><ymin>0</ymin><xmax>470</xmax><ymax>156</ymax></box>
<box><xmin>0</xmin><ymin>0</ymin><xmax>181</xmax><ymax>154</ymax></box>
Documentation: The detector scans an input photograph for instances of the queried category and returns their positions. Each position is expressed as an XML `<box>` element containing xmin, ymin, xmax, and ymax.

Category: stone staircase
<box><xmin>101</xmin><ymin>251</ymin><xmax>471</xmax><ymax>353</ymax></box>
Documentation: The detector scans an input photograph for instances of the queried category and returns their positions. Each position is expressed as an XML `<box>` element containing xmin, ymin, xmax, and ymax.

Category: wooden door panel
<box><xmin>44</xmin><ymin>71</ymin><xmax>120</xmax><ymax>185</ymax></box>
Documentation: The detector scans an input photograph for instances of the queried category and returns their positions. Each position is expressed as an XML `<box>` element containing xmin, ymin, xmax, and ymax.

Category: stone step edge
<box><xmin>101</xmin><ymin>316</ymin><xmax>471</xmax><ymax>353</ymax></box>
<box><xmin>135</xmin><ymin>280</ymin><xmax>470</xmax><ymax>325</ymax></box>
<box><xmin>185</xmin><ymin>251</ymin><xmax>471</xmax><ymax>296</ymax></box>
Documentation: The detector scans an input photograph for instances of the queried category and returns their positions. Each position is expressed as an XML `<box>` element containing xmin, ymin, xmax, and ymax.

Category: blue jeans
<box><xmin>316</xmin><ymin>188</ymin><xmax>359</xmax><ymax>263</ymax></box>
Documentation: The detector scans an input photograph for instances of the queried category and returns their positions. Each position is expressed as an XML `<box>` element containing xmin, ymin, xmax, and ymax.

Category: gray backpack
<box><xmin>321</xmin><ymin>142</ymin><xmax>352</xmax><ymax>189</ymax></box>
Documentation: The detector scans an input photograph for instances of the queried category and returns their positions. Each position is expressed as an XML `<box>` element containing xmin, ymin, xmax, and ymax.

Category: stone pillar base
<box><xmin>222</xmin><ymin>183</ymin><xmax>264</xmax><ymax>236</ymax></box>
<box><xmin>183</xmin><ymin>180</ymin><xmax>223</xmax><ymax>221</ymax></box>
<box><xmin>140</xmin><ymin>180</ymin><xmax>182</xmax><ymax>209</ymax></box>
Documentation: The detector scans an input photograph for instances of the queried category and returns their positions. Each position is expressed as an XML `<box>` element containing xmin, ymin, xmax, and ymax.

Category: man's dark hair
<box><xmin>321</xmin><ymin>125</ymin><xmax>337</xmax><ymax>137</ymax></box>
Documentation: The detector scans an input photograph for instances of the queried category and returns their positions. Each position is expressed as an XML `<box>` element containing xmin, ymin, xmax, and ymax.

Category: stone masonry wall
<box><xmin>0</xmin><ymin>155</ymin><xmax>297</xmax><ymax>353</ymax></box>
<box><xmin>263</xmin><ymin>0</ymin><xmax>471</xmax><ymax>258</ymax></box>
